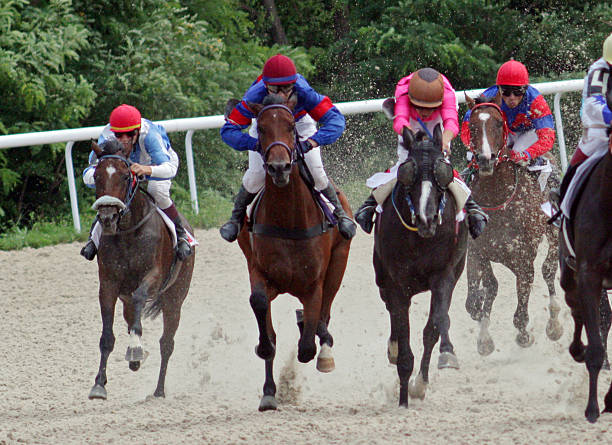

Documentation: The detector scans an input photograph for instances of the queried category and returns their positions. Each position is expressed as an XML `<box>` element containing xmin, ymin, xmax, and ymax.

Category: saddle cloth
<box><xmin>91</xmin><ymin>208</ymin><xmax>199</xmax><ymax>249</ymax></box>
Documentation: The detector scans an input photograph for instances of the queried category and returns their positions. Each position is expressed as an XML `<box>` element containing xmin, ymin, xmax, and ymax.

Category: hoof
<box><xmin>546</xmin><ymin>319</ymin><xmax>563</xmax><ymax>341</ymax></box>
<box><xmin>586</xmin><ymin>407</ymin><xmax>600</xmax><ymax>423</ymax></box>
<box><xmin>153</xmin><ymin>388</ymin><xmax>165</xmax><ymax>398</ymax></box>
<box><xmin>516</xmin><ymin>331</ymin><xmax>535</xmax><ymax>348</ymax></box>
<box><xmin>125</xmin><ymin>346</ymin><xmax>145</xmax><ymax>362</ymax></box>
<box><xmin>438</xmin><ymin>351</ymin><xmax>460</xmax><ymax>369</ymax></box>
<box><xmin>258</xmin><ymin>395</ymin><xmax>278</xmax><ymax>411</ymax></box>
<box><xmin>408</xmin><ymin>373</ymin><xmax>427</xmax><ymax>400</ymax></box>
<box><xmin>387</xmin><ymin>339</ymin><xmax>398</xmax><ymax>365</ymax></box>
<box><xmin>88</xmin><ymin>384</ymin><xmax>107</xmax><ymax>400</ymax></box>
<box><xmin>477</xmin><ymin>336</ymin><xmax>495</xmax><ymax>356</ymax></box>
<box><xmin>129</xmin><ymin>361</ymin><xmax>140</xmax><ymax>371</ymax></box>
<box><xmin>316</xmin><ymin>343</ymin><xmax>335</xmax><ymax>373</ymax></box>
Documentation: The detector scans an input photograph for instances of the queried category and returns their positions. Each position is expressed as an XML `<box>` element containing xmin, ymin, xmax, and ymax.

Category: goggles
<box><xmin>266</xmin><ymin>84</ymin><xmax>295</xmax><ymax>95</ymax></box>
<box><xmin>500</xmin><ymin>85</ymin><xmax>527</xmax><ymax>97</ymax></box>
<box><xmin>113</xmin><ymin>130</ymin><xmax>137</xmax><ymax>138</ymax></box>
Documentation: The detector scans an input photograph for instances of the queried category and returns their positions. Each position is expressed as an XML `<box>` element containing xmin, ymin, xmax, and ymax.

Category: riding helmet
<box><xmin>109</xmin><ymin>104</ymin><xmax>142</xmax><ymax>133</ymax></box>
<box><xmin>496</xmin><ymin>60</ymin><xmax>529</xmax><ymax>86</ymax></box>
<box><xmin>603</xmin><ymin>33</ymin><xmax>612</xmax><ymax>64</ymax></box>
<box><xmin>408</xmin><ymin>68</ymin><xmax>444</xmax><ymax>108</ymax></box>
<box><xmin>262</xmin><ymin>54</ymin><xmax>298</xmax><ymax>85</ymax></box>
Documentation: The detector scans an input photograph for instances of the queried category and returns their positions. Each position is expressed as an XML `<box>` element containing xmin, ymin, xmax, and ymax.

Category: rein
<box><xmin>258</xmin><ymin>104</ymin><xmax>297</xmax><ymax>164</ymax></box>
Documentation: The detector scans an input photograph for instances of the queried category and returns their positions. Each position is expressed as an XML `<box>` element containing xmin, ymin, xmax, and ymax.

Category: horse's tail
<box><xmin>144</xmin><ymin>295</ymin><xmax>163</xmax><ymax>320</ymax></box>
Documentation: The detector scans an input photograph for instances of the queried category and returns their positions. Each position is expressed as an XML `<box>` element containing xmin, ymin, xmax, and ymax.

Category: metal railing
<box><xmin>0</xmin><ymin>79</ymin><xmax>584</xmax><ymax>232</ymax></box>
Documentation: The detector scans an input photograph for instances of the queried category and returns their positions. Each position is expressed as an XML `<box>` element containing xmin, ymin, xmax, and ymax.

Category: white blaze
<box><xmin>419</xmin><ymin>180</ymin><xmax>433</xmax><ymax>225</ymax></box>
<box><xmin>106</xmin><ymin>165</ymin><xmax>117</xmax><ymax>177</ymax></box>
<box><xmin>478</xmin><ymin>112</ymin><xmax>492</xmax><ymax>159</ymax></box>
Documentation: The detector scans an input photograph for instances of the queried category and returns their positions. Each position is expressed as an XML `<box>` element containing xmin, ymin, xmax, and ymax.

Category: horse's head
<box><xmin>397</xmin><ymin>124</ymin><xmax>453</xmax><ymax>238</ymax></box>
<box><xmin>249</xmin><ymin>94</ymin><xmax>298</xmax><ymax>187</ymax></box>
<box><xmin>90</xmin><ymin>138</ymin><xmax>138</xmax><ymax>234</ymax></box>
<box><xmin>465</xmin><ymin>91</ymin><xmax>508</xmax><ymax>175</ymax></box>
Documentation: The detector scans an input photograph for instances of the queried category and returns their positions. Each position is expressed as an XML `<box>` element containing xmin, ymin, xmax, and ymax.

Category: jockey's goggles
<box><xmin>113</xmin><ymin>130</ymin><xmax>137</xmax><ymax>138</ymax></box>
<box><xmin>500</xmin><ymin>85</ymin><xmax>527</xmax><ymax>97</ymax></box>
<box><xmin>266</xmin><ymin>84</ymin><xmax>295</xmax><ymax>95</ymax></box>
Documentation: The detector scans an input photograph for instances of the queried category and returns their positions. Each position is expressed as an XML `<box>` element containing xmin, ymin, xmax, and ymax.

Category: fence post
<box><xmin>185</xmin><ymin>130</ymin><xmax>199</xmax><ymax>214</ymax></box>
<box><xmin>553</xmin><ymin>92</ymin><xmax>568</xmax><ymax>172</ymax></box>
<box><xmin>64</xmin><ymin>141</ymin><xmax>81</xmax><ymax>233</ymax></box>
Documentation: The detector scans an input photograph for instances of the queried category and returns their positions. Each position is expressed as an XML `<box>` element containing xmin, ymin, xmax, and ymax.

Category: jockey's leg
<box><xmin>355</xmin><ymin>194</ymin><xmax>378</xmax><ymax>234</ymax></box>
<box><xmin>453</xmin><ymin>172</ymin><xmax>488</xmax><ymax>239</ymax></box>
<box><xmin>80</xmin><ymin>216</ymin><xmax>99</xmax><ymax>260</ymax></box>
<box><xmin>160</xmin><ymin>203</ymin><xmax>192</xmax><ymax>260</ymax></box>
<box><xmin>305</xmin><ymin>148</ymin><xmax>356</xmax><ymax>240</ymax></box>
<box><xmin>220</xmin><ymin>150</ymin><xmax>262</xmax><ymax>242</ymax></box>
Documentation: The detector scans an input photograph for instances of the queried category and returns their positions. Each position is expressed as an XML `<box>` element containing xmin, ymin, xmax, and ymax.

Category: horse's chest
<box><xmin>252</xmin><ymin>243</ymin><xmax>324</xmax><ymax>287</ymax></box>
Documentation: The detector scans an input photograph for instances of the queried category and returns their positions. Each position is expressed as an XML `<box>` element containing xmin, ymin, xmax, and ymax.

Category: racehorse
<box><xmin>462</xmin><ymin>93</ymin><xmax>563</xmax><ymax>356</ymax></box>
<box><xmin>87</xmin><ymin>138</ymin><xmax>195</xmax><ymax>400</ymax></box>
<box><xmin>373</xmin><ymin>112</ymin><xmax>468</xmax><ymax>407</ymax></box>
<box><xmin>235</xmin><ymin>95</ymin><xmax>352</xmax><ymax>411</ymax></box>
<box><xmin>558</xmin><ymin>83</ymin><xmax>612</xmax><ymax>422</ymax></box>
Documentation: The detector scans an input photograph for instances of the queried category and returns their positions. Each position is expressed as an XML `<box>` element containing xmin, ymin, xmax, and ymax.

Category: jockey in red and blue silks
<box><xmin>461</xmin><ymin>60</ymin><xmax>556</xmax><ymax>165</ymax></box>
<box><xmin>218</xmin><ymin>53</ymin><xmax>356</xmax><ymax>242</ymax></box>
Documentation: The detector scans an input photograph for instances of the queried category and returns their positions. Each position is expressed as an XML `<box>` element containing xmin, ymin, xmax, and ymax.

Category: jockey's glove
<box><xmin>509</xmin><ymin>150</ymin><xmax>530</xmax><ymax>166</ymax></box>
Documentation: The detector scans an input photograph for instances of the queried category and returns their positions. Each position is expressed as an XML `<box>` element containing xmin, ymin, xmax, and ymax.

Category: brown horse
<box><xmin>374</xmin><ymin>121</ymin><xmax>468</xmax><ymax>407</ymax></box>
<box><xmin>87</xmin><ymin>138</ymin><xmax>195</xmax><ymax>400</ymax></box>
<box><xmin>559</xmin><ymin>83</ymin><xmax>612</xmax><ymax>422</ymax></box>
<box><xmin>236</xmin><ymin>95</ymin><xmax>352</xmax><ymax>411</ymax></box>
<box><xmin>463</xmin><ymin>93</ymin><xmax>563</xmax><ymax>355</ymax></box>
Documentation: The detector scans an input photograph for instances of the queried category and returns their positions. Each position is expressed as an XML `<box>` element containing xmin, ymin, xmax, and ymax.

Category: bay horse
<box><xmin>235</xmin><ymin>95</ymin><xmax>352</xmax><ymax>411</ymax></box>
<box><xmin>558</xmin><ymin>82</ymin><xmax>612</xmax><ymax>422</ymax></box>
<box><xmin>374</xmin><ymin>116</ymin><xmax>468</xmax><ymax>407</ymax></box>
<box><xmin>87</xmin><ymin>138</ymin><xmax>195</xmax><ymax>400</ymax></box>
<box><xmin>463</xmin><ymin>93</ymin><xmax>563</xmax><ymax>356</ymax></box>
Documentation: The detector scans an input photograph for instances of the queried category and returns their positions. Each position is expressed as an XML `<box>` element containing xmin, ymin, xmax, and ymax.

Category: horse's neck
<box><xmin>262</xmin><ymin>169</ymin><xmax>320</xmax><ymax>226</ymax></box>
<box><xmin>473</xmin><ymin>163</ymin><xmax>517</xmax><ymax>195</ymax></box>
<box><xmin>118</xmin><ymin>189</ymin><xmax>153</xmax><ymax>230</ymax></box>
<box><xmin>598</xmin><ymin>153</ymin><xmax>612</xmax><ymax>209</ymax></box>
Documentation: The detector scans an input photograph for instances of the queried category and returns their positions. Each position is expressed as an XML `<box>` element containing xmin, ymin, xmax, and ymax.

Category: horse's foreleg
<box><xmin>543</xmin><ymin>237</ymin><xmax>563</xmax><ymax>341</ymax></box>
<box><xmin>465</xmin><ymin>251</ymin><xmax>484</xmax><ymax>321</ymax></box>
<box><xmin>89</xmin><ymin>293</ymin><xmax>117</xmax><ymax>400</ymax></box>
<box><xmin>600</xmin><ymin>290</ymin><xmax>611</xmax><ymax>370</ymax></box>
<box><xmin>250</xmin><ymin>288</ymin><xmax>275</xmax><ymax>361</ymax></box>
<box><xmin>429</xmin><ymin>275</ymin><xmax>459</xmax><ymax>371</ymax></box>
<box><xmin>476</xmin><ymin>261</ymin><xmax>497</xmax><ymax>355</ymax></box>
<box><xmin>514</xmin><ymin>268</ymin><xmax>535</xmax><ymax>348</ymax></box>
<box><xmin>125</xmin><ymin>288</ymin><xmax>148</xmax><ymax>368</ymax></box>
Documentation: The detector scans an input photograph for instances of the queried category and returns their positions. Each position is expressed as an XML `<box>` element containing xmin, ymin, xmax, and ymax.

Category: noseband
<box><xmin>258</xmin><ymin>104</ymin><xmax>298</xmax><ymax>164</ymax></box>
<box><xmin>92</xmin><ymin>154</ymin><xmax>139</xmax><ymax>218</ymax></box>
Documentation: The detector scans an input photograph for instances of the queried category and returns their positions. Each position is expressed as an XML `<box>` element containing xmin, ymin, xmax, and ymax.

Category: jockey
<box><xmin>80</xmin><ymin>104</ymin><xmax>193</xmax><ymax>261</ymax></box>
<box><xmin>354</xmin><ymin>67</ymin><xmax>488</xmax><ymax>238</ymax></box>
<box><xmin>461</xmin><ymin>60</ymin><xmax>556</xmax><ymax>168</ymax></box>
<box><xmin>551</xmin><ymin>33</ymin><xmax>612</xmax><ymax>209</ymax></box>
<box><xmin>219</xmin><ymin>53</ymin><xmax>356</xmax><ymax>241</ymax></box>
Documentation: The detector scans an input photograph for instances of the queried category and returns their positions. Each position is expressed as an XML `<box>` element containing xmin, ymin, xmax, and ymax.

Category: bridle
<box><xmin>257</xmin><ymin>104</ymin><xmax>298</xmax><ymax>164</ymax></box>
<box><xmin>465</xmin><ymin>103</ymin><xmax>519</xmax><ymax>211</ymax></box>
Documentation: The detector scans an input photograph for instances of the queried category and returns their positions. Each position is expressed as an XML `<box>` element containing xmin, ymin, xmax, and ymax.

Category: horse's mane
<box><xmin>474</xmin><ymin>95</ymin><xmax>494</xmax><ymax>105</ymax></box>
<box><xmin>99</xmin><ymin>138</ymin><xmax>124</xmax><ymax>156</ymax></box>
<box><xmin>262</xmin><ymin>94</ymin><xmax>287</xmax><ymax>105</ymax></box>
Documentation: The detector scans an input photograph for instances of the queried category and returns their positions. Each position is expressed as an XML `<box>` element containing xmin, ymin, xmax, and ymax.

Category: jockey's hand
<box><xmin>442</xmin><ymin>143</ymin><xmax>451</xmax><ymax>158</ymax></box>
<box><xmin>509</xmin><ymin>150</ymin><xmax>529</xmax><ymax>166</ymax></box>
<box><xmin>130</xmin><ymin>163</ymin><xmax>152</xmax><ymax>177</ymax></box>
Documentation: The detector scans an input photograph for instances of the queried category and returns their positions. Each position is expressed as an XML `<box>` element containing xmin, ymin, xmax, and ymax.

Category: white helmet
<box><xmin>604</xmin><ymin>32</ymin><xmax>612</xmax><ymax>64</ymax></box>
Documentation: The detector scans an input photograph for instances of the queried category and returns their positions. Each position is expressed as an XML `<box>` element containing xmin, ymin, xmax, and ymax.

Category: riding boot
<box><xmin>219</xmin><ymin>185</ymin><xmax>257</xmax><ymax>242</ymax></box>
<box><xmin>173</xmin><ymin>217</ymin><xmax>193</xmax><ymax>261</ymax></box>
<box><xmin>354</xmin><ymin>193</ymin><xmax>378</xmax><ymax>234</ymax></box>
<box><xmin>464</xmin><ymin>195</ymin><xmax>488</xmax><ymax>239</ymax></box>
<box><xmin>80</xmin><ymin>216</ymin><xmax>99</xmax><ymax>261</ymax></box>
<box><xmin>321</xmin><ymin>184</ymin><xmax>356</xmax><ymax>240</ymax></box>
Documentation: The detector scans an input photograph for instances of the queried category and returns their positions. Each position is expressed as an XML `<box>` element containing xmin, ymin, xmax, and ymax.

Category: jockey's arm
<box><xmin>220</xmin><ymin>101</ymin><xmax>258</xmax><ymax>151</ymax></box>
<box><xmin>524</xmin><ymin>95</ymin><xmax>555</xmax><ymax>159</ymax></box>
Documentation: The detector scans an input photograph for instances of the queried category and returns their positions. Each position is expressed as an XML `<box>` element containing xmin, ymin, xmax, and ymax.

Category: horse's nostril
<box><xmin>283</xmin><ymin>163</ymin><xmax>291</xmax><ymax>173</ymax></box>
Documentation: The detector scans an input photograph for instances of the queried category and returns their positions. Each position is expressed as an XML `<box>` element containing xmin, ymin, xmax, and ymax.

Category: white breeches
<box><xmin>146</xmin><ymin>179</ymin><xmax>173</xmax><ymax>209</ymax></box>
<box><xmin>507</xmin><ymin>129</ymin><xmax>538</xmax><ymax>154</ymax></box>
<box><xmin>578</xmin><ymin>127</ymin><xmax>609</xmax><ymax>157</ymax></box>
<box><xmin>242</xmin><ymin>114</ymin><xmax>329</xmax><ymax>193</ymax></box>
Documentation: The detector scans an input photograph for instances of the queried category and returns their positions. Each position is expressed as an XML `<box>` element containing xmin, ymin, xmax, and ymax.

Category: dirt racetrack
<box><xmin>1</xmin><ymin>228</ymin><xmax>610</xmax><ymax>444</ymax></box>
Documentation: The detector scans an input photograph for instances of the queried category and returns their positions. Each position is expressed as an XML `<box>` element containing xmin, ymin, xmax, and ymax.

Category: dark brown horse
<box><xmin>236</xmin><ymin>96</ymin><xmax>352</xmax><ymax>411</ymax></box>
<box><xmin>463</xmin><ymin>93</ymin><xmax>563</xmax><ymax>355</ymax></box>
<box><xmin>87</xmin><ymin>138</ymin><xmax>195</xmax><ymax>400</ymax></box>
<box><xmin>559</xmin><ymin>83</ymin><xmax>612</xmax><ymax>422</ymax></box>
<box><xmin>374</xmin><ymin>120</ymin><xmax>468</xmax><ymax>407</ymax></box>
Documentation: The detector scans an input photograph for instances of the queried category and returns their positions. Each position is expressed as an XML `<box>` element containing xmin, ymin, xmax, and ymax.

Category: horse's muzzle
<box><xmin>266</xmin><ymin>161</ymin><xmax>292</xmax><ymax>187</ymax></box>
<box><xmin>97</xmin><ymin>206</ymin><xmax>120</xmax><ymax>233</ymax></box>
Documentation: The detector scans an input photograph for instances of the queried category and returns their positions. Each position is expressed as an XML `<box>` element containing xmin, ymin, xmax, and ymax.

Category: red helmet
<box><xmin>496</xmin><ymin>60</ymin><xmax>529</xmax><ymax>86</ymax></box>
<box><xmin>262</xmin><ymin>54</ymin><xmax>298</xmax><ymax>85</ymax></box>
<box><xmin>109</xmin><ymin>104</ymin><xmax>141</xmax><ymax>132</ymax></box>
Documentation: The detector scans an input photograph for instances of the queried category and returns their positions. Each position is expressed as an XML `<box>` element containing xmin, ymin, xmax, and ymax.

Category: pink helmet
<box><xmin>262</xmin><ymin>54</ymin><xmax>298</xmax><ymax>85</ymax></box>
<box><xmin>109</xmin><ymin>104</ymin><xmax>141</xmax><ymax>133</ymax></box>
<box><xmin>496</xmin><ymin>60</ymin><xmax>529</xmax><ymax>86</ymax></box>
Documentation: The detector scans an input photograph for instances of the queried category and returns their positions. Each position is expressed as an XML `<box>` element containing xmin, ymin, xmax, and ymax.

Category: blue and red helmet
<box><xmin>262</xmin><ymin>54</ymin><xmax>298</xmax><ymax>85</ymax></box>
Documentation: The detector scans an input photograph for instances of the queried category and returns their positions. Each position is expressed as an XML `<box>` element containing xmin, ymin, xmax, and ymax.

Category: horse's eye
<box><xmin>496</xmin><ymin>120</ymin><xmax>504</xmax><ymax>128</ymax></box>
<box><xmin>123</xmin><ymin>174</ymin><xmax>131</xmax><ymax>181</ymax></box>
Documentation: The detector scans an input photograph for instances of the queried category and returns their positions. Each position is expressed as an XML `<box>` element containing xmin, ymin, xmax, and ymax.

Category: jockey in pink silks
<box><xmin>354</xmin><ymin>67</ymin><xmax>488</xmax><ymax>239</ymax></box>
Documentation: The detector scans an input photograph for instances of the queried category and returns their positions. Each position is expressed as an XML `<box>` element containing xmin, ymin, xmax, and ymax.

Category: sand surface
<box><xmin>1</xmin><ymin>229</ymin><xmax>610</xmax><ymax>444</ymax></box>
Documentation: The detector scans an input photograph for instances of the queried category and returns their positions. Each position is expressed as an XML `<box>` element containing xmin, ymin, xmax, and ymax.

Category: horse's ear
<box><xmin>465</xmin><ymin>92</ymin><xmax>475</xmax><ymax>109</ymax></box>
<box><xmin>433</xmin><ymin>124</ymin><xmax>443</xmax><ymax>148</ymax></box>
<box><xmin>224</xmin><ymin>98</ymin><xmax>240</xmax><ymax>119</ymax></box>
<box><xmin>248</xmin><ymin>102</ymin><xmax>264</xmax><ymax>117</ymax></box>
<box><xmin>402</xmin><ymin>126</ymin><xmax>415</xmax><ymax>151</ymax></box>
<box><xmin>382</xmin><ymin>97</ymin><xmax>395</xmax><ymax>120</ymax></box>
<box><xmin>286</xmin><ymin>92</ymin><xmax>298</xmax><ymax>111</ymax></box>
<box><xmin>92</xmin><ymin>140</ymin><xmax>102</xmax><ymax>157</ymax></box>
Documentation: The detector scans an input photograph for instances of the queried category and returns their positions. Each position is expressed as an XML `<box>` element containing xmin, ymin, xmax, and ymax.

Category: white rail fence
<box><xmin>0</xmin><ymin>79</ymin><xmax>583</xmax><ymax>233</ymax></box>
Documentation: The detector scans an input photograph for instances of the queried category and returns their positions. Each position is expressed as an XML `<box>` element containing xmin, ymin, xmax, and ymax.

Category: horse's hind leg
<box><xmin>153</xmin><ymin>304</ymin><xmax>182</xmax><ymax>398</ymax></box>
<box><xmin>543</xmin><ymin>231</ymin><xmax>563</xmax><ymax>341</ymax></box>
<box><xmin>89</xmin><ymin>292</ymin><xmax>117</xmax><ymax>400</ymax></box>
<box><xmin>600</xmin><ymin>290</ymin><xmax>611</xmax><ymax>370</ymax></box>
